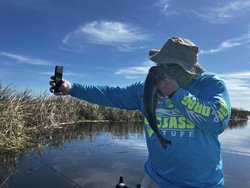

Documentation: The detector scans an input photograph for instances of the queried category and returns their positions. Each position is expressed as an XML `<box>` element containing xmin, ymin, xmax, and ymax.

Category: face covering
<box><xmin>157</xmin><ymin>63</ymin><xmax>195</xmax><ymax>87</ymax></box>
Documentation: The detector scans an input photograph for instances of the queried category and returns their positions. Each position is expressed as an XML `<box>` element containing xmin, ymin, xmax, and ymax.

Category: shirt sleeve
<box><xmin>68</xmin><ymin>81</ymin><xmax>144</xmax><ymax>111</ymax></box>
<box><xmin>170</xmin><ymin>75</ymin><xmax>231</xmax><ymax>135</ymax></box>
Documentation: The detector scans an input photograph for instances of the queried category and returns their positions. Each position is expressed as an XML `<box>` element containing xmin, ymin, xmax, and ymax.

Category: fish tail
<box><xmin>158</xmin><ymin>134</ymin><xmax>171</xmax><ymax>150</ymax></box>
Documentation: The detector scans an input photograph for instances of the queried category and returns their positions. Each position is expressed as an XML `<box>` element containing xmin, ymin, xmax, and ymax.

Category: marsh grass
<box><xmin>1</xmin><ymin>82</ymin><xmax>249</xmax><ymax>152</ymax></box>
<box><xmin>0</xmin><ymin>83</ymin><xmax>142</xmax><ymax>152</ymax></box>
<box><xmin>231</xmin><ymin>107</ymin><xmax>250</xmax><ymax>120</ymax></box>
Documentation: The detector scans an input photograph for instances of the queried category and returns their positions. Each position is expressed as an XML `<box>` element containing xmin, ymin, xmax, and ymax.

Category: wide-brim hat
<box><xmin>149</xmin><ymin>37</ymin><xmax>205</xmax><ymax>74</ymax></box>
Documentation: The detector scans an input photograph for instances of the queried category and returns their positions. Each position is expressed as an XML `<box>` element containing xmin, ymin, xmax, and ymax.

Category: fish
<box><xmin>142</xmin><ymin>66</ymin><xmax>172</xmax><ymax>149</ymax></box>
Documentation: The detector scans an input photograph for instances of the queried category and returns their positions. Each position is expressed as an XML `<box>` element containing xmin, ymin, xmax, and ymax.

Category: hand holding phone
<box><xmin>53</xmin><ymin>66</ymin><xmax>63</xmax><ymax>93</ymax></box>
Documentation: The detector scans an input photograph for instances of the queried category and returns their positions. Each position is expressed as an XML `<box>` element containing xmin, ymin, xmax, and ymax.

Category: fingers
<box><xmin>49</xmin><ymin>87</ymin><xmax>53</xmax><ymax>93</ymax></box>
<box><xmin>54</xmin><ymin>92</ymin><xmax>62</xmax><ymax>95</ymax></box>
<box><xmin>49</xmin><ymin>81</ymin><xmax>56</xmax><ymax>87</ymax></box>
<box><xmin>49</xmin><ymin>76</ymin><xmax>55</xmax><ymax>87</ymax></box>
<box><xmin>49</xmin><ymin>77</ymin><xmax>69</xmax><ymax>95</ymax></box>
<box><xmin>49</xmin><ymin>77</ymin><xmax>64</xmax><ymax>87</ymax></box>
<box><xmin>162</xmin><ymin>78</ymin><xmax>171</xmax><ymax>85</ymax></box>
<box><xmin>50</xmin><ymin>87</ymin><xmax>62</xmax><ymax>95</ymax></box>
<box><xmin>49</xmin><ymin>76</ymin><xmax>56</xmax><ymax>94</ymax></box>
<box><xmin>50</xmin><ymin>87</ymin><xmax>56</xmax><ymax>93</ymax></box>
<box><xmin>164</xmin><ymin>74</ymin><xmax>174</xmax><ymax>80</ymax></box>
<box><xmin>164</xmin><ymin>75</ymin><xmax>175</xmax><ymax>84</ymax></box>
<box><xmin>156</xmin><ymin>76</ymin><xmax>179</xmax><ymax>96</ymax></box>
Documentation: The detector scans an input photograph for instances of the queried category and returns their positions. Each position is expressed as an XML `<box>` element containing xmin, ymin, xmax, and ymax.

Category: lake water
<box><xmin>1</xmin><ymin>120</ymin><xmax>250</xmax><ymax>188</ymax></box>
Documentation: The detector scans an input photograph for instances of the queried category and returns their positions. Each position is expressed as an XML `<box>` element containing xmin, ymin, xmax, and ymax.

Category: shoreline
<box><xmin>230</xmin><ymin>117</ymin><xmax>249</xmax><ymax>121</ymax></box>
<box><xmin>0</xmin><ymin>118</ymin><xmax>248</xmax><ymax>154</ymax></box>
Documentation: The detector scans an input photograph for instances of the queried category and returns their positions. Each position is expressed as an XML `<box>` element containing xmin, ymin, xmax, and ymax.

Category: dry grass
<box><xmin>231</xmin><ymin>107</ymin><xmax>250</xmax><ymax>120</ymax></box>
<box><xmin>1</xmin><ymin>82</ymin><xmax>249</xmax><ymax>152</ymax></box>
<box><xmin>0</xmin><ymin>83</ymin><xmax>142</xmax><ymax>152</ymax></box>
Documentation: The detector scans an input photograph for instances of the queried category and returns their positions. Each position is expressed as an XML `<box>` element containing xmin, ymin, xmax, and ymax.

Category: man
<box><xmin>49</xmin><ymin>37</ymin><xmax>231</xmax><ymax>188</ymax></box>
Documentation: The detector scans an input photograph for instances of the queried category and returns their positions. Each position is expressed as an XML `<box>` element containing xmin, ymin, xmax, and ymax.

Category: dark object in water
<box><xmin>115</xmin><ymin>176</ymin><xmax>141</xmax><ymax>188</ymax></box>
<box><xmin>142</xmin><ymin>66</ymin><xmax>172</xmax><ymax>149</ymax></box>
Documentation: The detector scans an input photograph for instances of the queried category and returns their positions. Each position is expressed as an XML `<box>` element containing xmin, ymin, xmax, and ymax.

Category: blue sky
<box><xmin>0</xmin><ymin>0</ymin><xmax>250</xmax><ymax>110</ymax></box>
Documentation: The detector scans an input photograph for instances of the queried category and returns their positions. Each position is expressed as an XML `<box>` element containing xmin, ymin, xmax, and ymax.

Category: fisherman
<box><xmin>49</xmin><ymin>37</ymin><xmax>231</xmax><ymax>188</ymax></box>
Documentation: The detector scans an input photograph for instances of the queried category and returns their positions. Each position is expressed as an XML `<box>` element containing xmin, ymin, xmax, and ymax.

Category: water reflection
<box><xmin>0</xmin><ymin>120</ymin><xmax>249</xmax><ymax>188</ymax></box>
<box><xmin>0</xmin><ymin>122</ymin><xmax>147</xmax><ymax>188</ymax></box>
<box><xmin>220</xmin><ymin>120</ymin><xmax>250</xmax><ymax>188</ymax></box>
<box><xmin>226</xmin><ymin>120</ymin><xmax>248</xmax><ymax>130</ymax></box>
<box><xmin>32</xmin><ymin>122</ymin><xmax>145</xmax><ymax>148</ymax></box>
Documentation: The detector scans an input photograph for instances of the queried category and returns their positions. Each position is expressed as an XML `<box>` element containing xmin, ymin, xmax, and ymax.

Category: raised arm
<box><xmin>171</xmin><ymin>75</ymin><xmax>231</xmax><ymax>135</ymax></box>
<box><xmin>68</xmin><ymin>82</ymin><xmax>144</xmax><ymax>111</ymax></box>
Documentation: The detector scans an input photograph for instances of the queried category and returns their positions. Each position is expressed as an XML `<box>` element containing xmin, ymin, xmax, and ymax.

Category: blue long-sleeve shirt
<box><xmin>69</xmin><ymin>73</ymin><xmax>231</xmax><ymax>188</ymax></box>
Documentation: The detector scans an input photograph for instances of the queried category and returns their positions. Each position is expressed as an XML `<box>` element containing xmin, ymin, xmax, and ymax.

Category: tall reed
<box><xmin>1</xmin><ymin>82</ymin><xmax>249</xmax><ymax>152</ymax></box>
<box><xmin>0</xmin><ymin>83</ymin><xmax>142</xmax><ymax>151</ymax></box>
<box><xmin>231</xmin><ymin>107</ymin><xmax>250</xmax><ymax>120</ymax></box>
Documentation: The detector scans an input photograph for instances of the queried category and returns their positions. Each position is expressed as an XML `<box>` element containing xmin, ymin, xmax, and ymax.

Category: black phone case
<box><xmin>53</xmin><ymin>80</ymin><xmax>62</xmax><ymax>93</ymax></box>
<box><xmin>53</xmin><ymin>66</ymin><xmax>63</xmax><ymax>93</ymax></box>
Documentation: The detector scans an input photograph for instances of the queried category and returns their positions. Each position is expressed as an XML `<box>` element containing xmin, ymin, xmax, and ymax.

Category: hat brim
<box><xmin>149</xmin><ymin>49</ymin><xmax>205</xmax><ymax>75</ymax></box>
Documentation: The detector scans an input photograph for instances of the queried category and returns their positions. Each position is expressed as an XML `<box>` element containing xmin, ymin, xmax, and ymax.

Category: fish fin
<box><xmin>157</xmin><ymin>134</ymin><xmax>171</xmax><ymax>150</ymax></box>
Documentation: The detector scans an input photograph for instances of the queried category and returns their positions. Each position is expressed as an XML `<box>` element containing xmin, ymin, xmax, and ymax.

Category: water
<box><xmin>219</xmin><ymin>121</ymin><xmax>250</xmax><ymax>187</ymax></box>
<box><xmin>0</xmin><ymin>121</ymin><xmax>250</xmax><ymax>188</ymax></box>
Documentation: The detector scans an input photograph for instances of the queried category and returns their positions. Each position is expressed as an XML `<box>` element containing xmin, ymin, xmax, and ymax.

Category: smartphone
<box><xmin>53</xmin><ymin>66</ymin><xmax>63</xmax><ymax>93</ymax></box>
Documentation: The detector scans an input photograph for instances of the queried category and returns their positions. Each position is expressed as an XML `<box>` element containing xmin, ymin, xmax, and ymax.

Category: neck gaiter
<box><xmin>158</xmin><ymin>64</ymin><xmax>195</xmax><ymax>87</ymax></box>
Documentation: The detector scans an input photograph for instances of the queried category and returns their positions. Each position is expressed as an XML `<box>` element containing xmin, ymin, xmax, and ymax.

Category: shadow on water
<box><xmin>0</xmin><ymin>120</ymin><xmax>249</xmax><ymax>187</ymax></box>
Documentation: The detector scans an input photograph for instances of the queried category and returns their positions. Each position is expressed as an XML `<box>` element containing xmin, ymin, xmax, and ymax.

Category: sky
<box><xmin>0</xmin><ymin>0</ymin><xmax>250</xmax><ymax>110</ymax></box>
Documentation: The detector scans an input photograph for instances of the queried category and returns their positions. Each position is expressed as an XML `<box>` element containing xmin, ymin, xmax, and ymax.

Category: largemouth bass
<box><xmin>142</xmin><ymin>66</ymin><xmax>172</xmax><ymax>149</ymax></box>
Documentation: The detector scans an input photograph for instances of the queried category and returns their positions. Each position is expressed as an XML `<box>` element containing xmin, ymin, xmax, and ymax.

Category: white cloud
<box><xmin>58</xmin><ymin>45</ymin><xmax>84</xmax><ymax>53</ymax></box>
<box><xmin>163</xmin><ymin>3</ymin><xmax>170</xmax><ymax>12</ymax></box>
<box><xmin>117</xmin><ymin>44</ymin><xmax>135</xmax><ymax>52</ymax></box>
<box><xmin>41</xmin><ymin>71</ymin><xmax>83</xmax><ymax>76</ymax></box>
<box><xmin>0</xmin><ymin>52</ymin><xmax>51</xmax><ymax>65</ymax></box>
<box><xmin>115</xmin><ymin>61</ymin><xmax>155</xmax><ymax>78</ymax></box>
<box><xmin>125</xmin><ymin>75</ymin><xmax>139</xmax><ymax>79</ymax></box>
<box><xmin>200</xmin><ymin>33</ymin><xmax>250</xmax><ymax>54</ymax></box>
<box><xmin>191</xmin><ymin>1</ymin><xmax>250</xmax><ymax>23</ymax></box>
<box><xmin>212</xmin><ymin>71</ymin><xmax>250</xmax><ymax>110</ymax></box>
<box><xmin>217</xmin><ymin>72</ymin><xmax>250</xmax><ymax>79</ymax></box>
<box><xmin>211</xmin><ymin>1</ymin><xmax>250</xmax><ymax>17</ymax></box>
<box><xmin>144</xmin><ymin>0</ymin><xmax>176</xmax><ymax>16</ymax></box>
<box><xmin>116</xmin><ymin>67</ymin><xmax>149</xmax><ymax>75</ymax></box>
<box><xmin>62</xmin><ymin>21</ymin><xmax>150</xmax><ymax>51</ymax></box>
<box><xmin>143</xmin><ymin>0</ymin><xmax>170</xmax><ymax>9</ymax></box>
<box><xmin>148</xmin><ymin>0</ymin><xmax>250</xmax><ymax>24</ymax></box>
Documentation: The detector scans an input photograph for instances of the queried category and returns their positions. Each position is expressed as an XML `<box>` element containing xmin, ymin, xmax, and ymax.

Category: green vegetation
<box><xmin>0</xmin><ymin>83</ymin><xmax>249</xmax><ymax>152</ymax></box>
